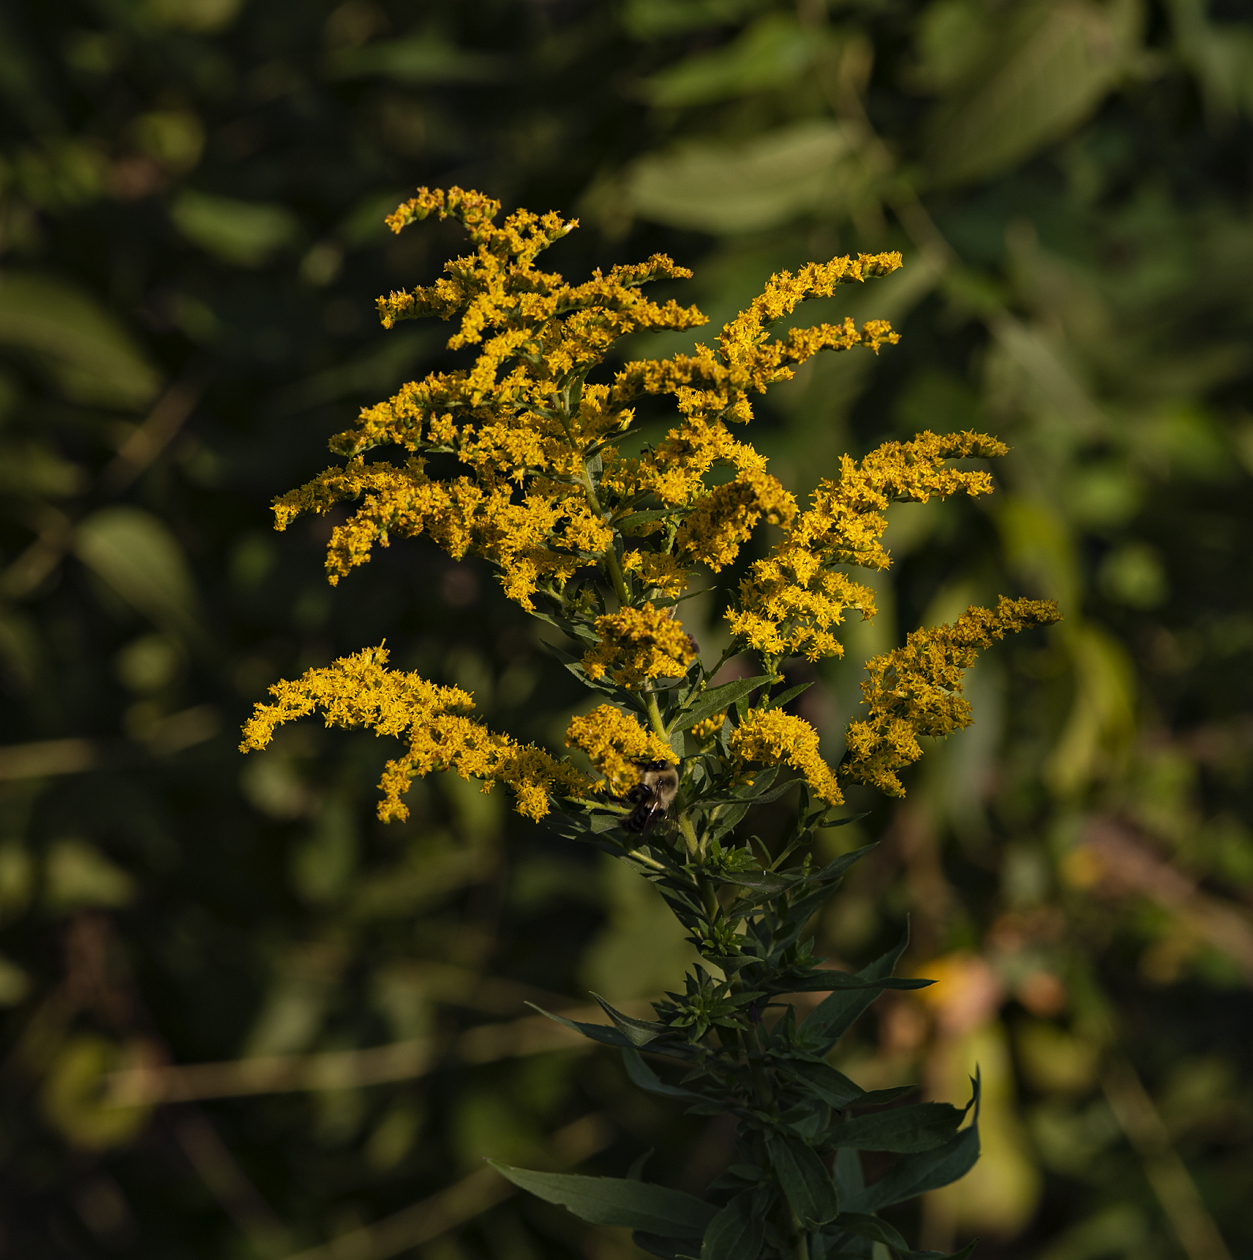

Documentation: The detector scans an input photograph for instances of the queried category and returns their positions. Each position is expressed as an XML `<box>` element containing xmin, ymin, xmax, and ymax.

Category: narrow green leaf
<box><xmin>593</xmin><ymin>993</ymin><xmax>671</xmax><ymax>1047</ymax></box>
<box><xmin>701</xmin><ymin>1191</ymin><xmax>766</xmax><ymax>1260</ymax></box>
<box><xmin>765</xmin><ymin>1132</ymin><xmax>839</xmax><ymax>1226</ymax></box>
<box><xmin>622</xmin><ymin>1049</ymin><xmax>701</xmax><ymax>1100</ymax></box>
<box><xmin>811</xmin><ymin>842</ymin><xmax>877</xmax><ymax>883</ymax></box>
<box><xmin>765</xmin><ymin>973</ymin><xmax>930</xmax><ymax>995</ymax></box>
<box><xmin>765</xmin><ymin>681</ymin><xmax>813</xmax><ymax>710</ymax></box>
<box><xmin>488</xmin><ymin>1165</ymin><xmax>716</xmax><ymax>1239</ymax></box>
<box><xmin>827</xmin><ymin>1102</ymin><xmax>965</xmax><ymax>1153</ymax></box>
<box><xmin>676</xmin><ymin>675</ymin><xmax>772</xmax><ymax>732</ymax></box>
<box><xmin>524</xmin><ymin>1001</ymin><xmax>635</xmax><ymax>1049</ymax></box>
<box><xmin>717</xmin><ymin>869</ymin><xmax>801</xmax><ymax>895</ymax></box>
<box><xmin>797</xmin><ymin>923</ymin><xmax>913</xmax><ymax>1054</ymax></box>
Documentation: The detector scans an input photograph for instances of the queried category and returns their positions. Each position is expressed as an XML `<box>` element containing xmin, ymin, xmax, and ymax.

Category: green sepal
<box><xmin>826</xmin><ymin>1101</ymin><xmax>968</xmax><ymax>1153</ymax></box>
<box><xmin>700</xmin><ymin>1189</ymin><xmax>768</xmax><ymax>1260</ymax></box>
<box><xmin>765</xmin><ymin>1131</ymin><xmax>839</xmax><ymax>1226</ymax></box>
<box><xmin>488</xmin><ymin>1163</ymin><xmax>716</xmax><ymax>1239</ymax></box>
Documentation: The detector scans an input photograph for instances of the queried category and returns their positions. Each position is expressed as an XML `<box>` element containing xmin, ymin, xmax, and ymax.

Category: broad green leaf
<box><xmin>625</xmin><ymin>120</ymin><xmax>853</xmax><ymax>235</ymax></box>
<box><xmin>862</xmin><ymin>1079</ymin><xmax>981</xmax><ymax>1211</ymax></box>
<box><xmin>489</xmin><ymin>1165</ymin><xmax>716</xmax><ymax>1239</ymax></box>
<box><xmin>622</xmin><ymin>1048</ymin><xmax>701</xmax><ymax>1100</ymax></box>
<box><xmin>786</xmin><ymin>1060</ymin><xmax>866</xmax><ymax>1109</ymax></box>
<box><xmin>797</xmin><ymin>923</ymin><xmax>913</xmax><ymax>1054</ymax></box>
<box><xmin>925</xmin><ymin>0</ymin><xmax>1142</xmax><ymax>186</ymax></box>
<box><xmin>826</xmin><ymin>1102</ymin><xmax>966</xmax><ymax>1153</ymax></box>
<box><xmin>675</xmin><ymin>676</ymin><xmax>772</xmax><ymax>732</ymax></box>
<box><xmin>593</xmin><ymin>993</ymin><xmax>671</xmax><ymax>1047</ymax></box>
<box><xmin>75</xmin><ymin>507</ymin><xmax>203</xmax><ymax>645</ymax></box>
<box><xmin>0</xmin><ymin>272</ymin><xmax>161</xmax><ymax>409</ymax></box>
<box><xmin>701</xmin><ymin>1191</ymin><xmax>766</xmax><ymax>1260</ymax></box>
<box><xmin>524</xmin><ymin>1001</ymin><xmax>635</xmax><ymax>1049</ymax></box>
<box><xmin>765</xmin><ymin>1132</ymin><xmax>839</xmax><ymax>1226</ymax></box>
<box><xmin>171</xmin><ymin>190</ymin><xmax>299</xmax><ymax>267</ymax></box>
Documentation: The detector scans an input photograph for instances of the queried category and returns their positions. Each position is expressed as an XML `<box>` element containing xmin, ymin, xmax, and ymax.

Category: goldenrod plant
<box><xmin>241</xmin><ymin>188</ymin><xmax>1058</xmax><ymax>1260</ymax></box>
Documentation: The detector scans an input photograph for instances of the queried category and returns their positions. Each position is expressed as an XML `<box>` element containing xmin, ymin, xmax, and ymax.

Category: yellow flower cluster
<box><xmin>689</xmin><ymin>710</ymin><xmax>728</xmax><ymax>743</ymax></box>
<box><xmin>728</xmin><ymin>431</ymin><xmax>1008</xmax><ymax>661</ymax></box>
<box><xmin>729</xmin><ymin>708</ymin><xmax>843</xmax><ymax>806</ymax></box>
<box><xmin>566</xmin><ymin>704</ymin><xmax>676</xmax><ymax>795</ymax></box>
<box><xmin>674</xmin><ymin>468</ymin><xmax>797</xmax><ymax>571</ymax></box>
<box><xmin>239</xmin><ymin>645</ymin><xmax>591</xmax><ymax>821</ymax></box>
<box><xmin>582</xmin><ymin>604</ymin><xmax>697</xmax><ymax>687</ymax></box>
<box><xmin>844</xmin><ymin>595</ymin><xmax>1061</xmax><ymax>796</ymax></box>
<box><xmin>269</xmin><ymin>187</ymin><xmax>904</xmax><ymax>618</ymax></box>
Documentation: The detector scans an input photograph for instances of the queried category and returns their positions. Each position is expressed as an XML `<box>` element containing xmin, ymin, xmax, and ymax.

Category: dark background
<box><xmin>1</xmin><ymin>1</ymin><xmax>1251</xmax><ymax>1258</ymax></box>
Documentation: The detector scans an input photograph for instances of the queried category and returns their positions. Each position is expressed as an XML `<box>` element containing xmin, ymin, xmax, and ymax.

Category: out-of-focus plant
<box><xmin>241</xmin><ymin>186</ymin><xmax>1057</xmax><ymax>1260</ymax></box>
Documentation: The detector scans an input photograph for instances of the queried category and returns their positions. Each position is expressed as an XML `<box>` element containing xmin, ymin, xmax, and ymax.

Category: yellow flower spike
<box><xmin>730</xmin><ymin>709</ymin><xmax>843</xmax><ymax>806</ymax></box>
<box><xmin>566</xmin><ymin>704</ymin><xmax>676</xmax><ymax>795</ymax></box>
<box><xmin>240</xmin><ymin>645</ymin><xmax>591</xmax><ymax>822</ymax></box>
<box><xmin>844</xmin><ymin>595</ymin><xmax>1061</xmax><ymax>796</ymax></box>
<box><xmin>728</xmin><ymin>431</ymin><xmax>1010</xmax><ymax>661</ymax></box>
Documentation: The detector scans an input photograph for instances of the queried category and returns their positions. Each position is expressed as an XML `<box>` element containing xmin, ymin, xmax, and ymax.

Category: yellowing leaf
<box><xmin>0</xmin><ymin>272</ymin><xmax>161</xmax><ymax>409</ymax></box>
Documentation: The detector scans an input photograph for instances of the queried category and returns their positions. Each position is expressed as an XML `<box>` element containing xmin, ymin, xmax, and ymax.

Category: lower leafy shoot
<box><xmin>241</xmin><ymin>187</ymin><xmax>1060</xmax><ymax>1259</ymax></box>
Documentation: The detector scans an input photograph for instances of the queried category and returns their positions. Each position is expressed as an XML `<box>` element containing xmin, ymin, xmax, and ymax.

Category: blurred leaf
<box><xmin>641</xmin><ymin>14</ymin><xmax>827</xmax><ymax>106</ymax></box>
<box><xmin>925</xmin><ymin>0</ymin><xmax>1143</xmax><ymax>186</ymax></box>
<box><xmin>75</xmin><ymin>507</ymin><xmax>203</xmax><ymax>645</ymax></box>
<box><xmin>327</xmin><ymin>33</ymin><xmax>504</xmax><ymax>84</ymax></box>
<box><xmin>0</xmin><ymin>272</ymin><xmax>161</xmax><ymax>409</ymax></box>
<box><xmin>40</xmin><ymin>1036</ymin><xmax>151</xmax><ymax>1151</ymax></box>
<box><xmin>170</xmin><ymin>190</ymin><xmax>300</xmax><ymax>267</ymax></box>
<box><xmin>44</xmin><ymin>839</ymin><xmax>135</xmax><ymax>911</ymax></box>
<box><xmin>622</xmin><ymin>0</ymin><xmax>764</xmax><ymax>39</ymax></box>
<box><xmin>625</xmin><ymin>120</ymin><xmax>853</xmax><ymax>234</ymax></box>
<box><xmin>146</xmin><ymin>0</ymin><xmax>245</xmax><ymax>34</ymax></box>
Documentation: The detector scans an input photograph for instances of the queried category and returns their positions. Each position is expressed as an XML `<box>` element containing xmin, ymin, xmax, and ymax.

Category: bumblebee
<box><xmin>622</xmin><ymin>761</ymin><xmax>680</xmax><ymax>834</ymax></box>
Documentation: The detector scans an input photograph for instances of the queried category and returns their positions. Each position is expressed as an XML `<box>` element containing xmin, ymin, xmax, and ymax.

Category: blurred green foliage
<box><xmin>0</xmin><ymin>1</ymin><xmax>1250</xmax><ymax>1258</ymax></box>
